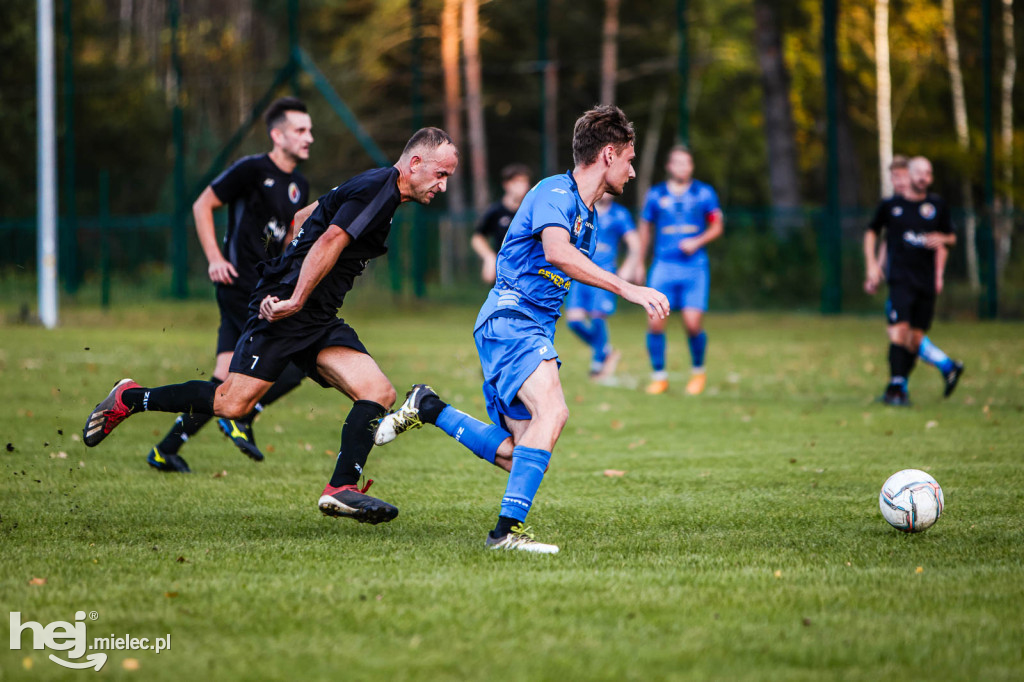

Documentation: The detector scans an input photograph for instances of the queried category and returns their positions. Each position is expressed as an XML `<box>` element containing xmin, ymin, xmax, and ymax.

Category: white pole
<box><xmin>38</xmin><ymin>0</ymin><xmax>59</xmax><ymax>329</ymax></box>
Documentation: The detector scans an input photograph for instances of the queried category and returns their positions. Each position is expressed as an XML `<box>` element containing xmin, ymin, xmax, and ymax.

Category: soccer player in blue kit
<box><xmin>565</xmin><ymin>192</ymin><xmax>643</xmax><ymax>379</ymax></box>
<box><xmin>374</xmin><ymin>106</ymin><xmax>670</xmax><ymax>553</ymax></box>
<box><xmin>639</xmin><ymin>145</ymin><xmax>723</xmax><ymax>396</ymax></box>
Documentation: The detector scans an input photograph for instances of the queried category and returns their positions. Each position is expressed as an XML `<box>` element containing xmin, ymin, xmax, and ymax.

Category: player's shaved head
<box><xmin>572</xmin><ymin>105</ymin><xmax>636</xmax><ymax>167</ymax></box>
<box><xmin>909</xmin><ymin>156</ymin><xmax>932</xmax><ymax>174</ymax></box>
<box><xmin>402</xmin><ymin>127</ymin><xmax>458</xmax><ymax>160</ymax></box>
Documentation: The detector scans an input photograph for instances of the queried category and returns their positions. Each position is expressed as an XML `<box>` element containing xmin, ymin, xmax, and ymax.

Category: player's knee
<box><xmin>216</xmin><ymin>397</ymin><xmax>251</xmax><ymax>420</ymax></box>
<box><xmin>360</xmin><ymin>381</ymin><xmax>396</xmax><ymax>409</ymax></box>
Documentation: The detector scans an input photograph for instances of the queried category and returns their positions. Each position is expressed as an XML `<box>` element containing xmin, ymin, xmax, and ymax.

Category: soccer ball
<box><xmin>878</xmin><ymin>469</ymin><xmax>944</xmax><ymax>533</ymax></box>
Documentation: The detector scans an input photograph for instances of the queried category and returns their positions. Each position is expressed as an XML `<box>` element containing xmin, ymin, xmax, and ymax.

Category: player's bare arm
<box><xmin>679</xmin><ymin>209</ymin><xmax>724</xmax><ymax>255</ymax></box>
<box><xmin>616</xmin><ymin>230</ymin><xmax>644</xmax><ymax>283</ymax></box>
<box><xmin>470</xmin><ymin>232</ymin><xmax>498</xmax><ymax>282</ymax></box>
<box><xmin>934</xmin><ymin>245</ymin><xmax>949</xmax><ymax>295</ymax></box>
<box><xmin>287</xmin><ymin>200</ymin><xmax>319</xmax><ymax>245</ymax></box>
<box><xmin>259</xmin><ymin>225</ymin><xmax>352</xmax><ymax>322</ymax></box>
<box><xmin>923</xmin><ymin>232</ymin><xmax>956</xmax><ymax>249</ymax></box>
<box><xmin>634</xmin><ymin>218</ymin><xmax>653</xmax><ymax>283</ymax></box>
<box><xmin>193</xmin><ymin>186</ymin><xmax>237</xmax><ymax>285</ymax></box>
<box><xmin>541</xmin><ymin>226</ymin><xmax>668</xmax><ymax>321</ymax></box>
<box><xmin>863</xmin><ymin>230</ymin><xmax>884</xmax><ymax>294</ymax></box>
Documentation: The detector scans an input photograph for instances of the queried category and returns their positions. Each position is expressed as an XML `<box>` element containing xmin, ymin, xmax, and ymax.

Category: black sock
<box><xmin>155</xmin><ymin>379</ymin><xmax>222</xmax><ymax>454</ymax></box>
<box><xmin>243</xmin><ymin>363</ymin><xmax>305</xmax><ymax>422</ymax></box>
<box><xmin>419</xmin><ymin>394</ymin><xmax>448</xmax><ymax>425</ymax></box>
<box><xmin>490</xmin><ymin>516</ymin><xmax>520</xmax><ymax>539</ymax></box>
<box><xmin>122</xmin><ymin>381</ymin><xmax>216</xmax><ymax>414</ymax></box>
<box><xmin>329</xmin><ymin>400</ymin><xmax>388</xmax><ymax>488</ymax></box>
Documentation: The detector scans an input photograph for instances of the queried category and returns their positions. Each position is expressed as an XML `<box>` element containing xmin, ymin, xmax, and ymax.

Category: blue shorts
<box><xmin>474</xmin><ymin>314</ymin><xmax>560</xmax><ymax>425</ymax></box>
<box><xmin>648</xmin><ymin>261</ymin><xmax>709</xmax><ymax>312</ymax></box>
<box><xmin>565</xmin><ymin>281</ymin><xmax>617</xmax><ymax>316</ymax></box>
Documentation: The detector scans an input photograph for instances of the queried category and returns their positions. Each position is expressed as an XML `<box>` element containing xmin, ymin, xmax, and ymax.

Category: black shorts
<box><xmin>229</xmin><ymin>311</ymin><xmax>369</xmax><ymax>388</ymax></box>
<box><xmin>216</xmin><ymin>285</ymin><xmax>252</xmax><ymax>355</ymax></box>
<box><xmin>886</xmin><ymin>283</ymin><xmax>935</xmax><ymax>331</ymax></box>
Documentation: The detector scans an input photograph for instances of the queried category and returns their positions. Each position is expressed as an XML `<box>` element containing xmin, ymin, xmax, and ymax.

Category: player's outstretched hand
<box><xmin>864</xmin><ymin>263</ymin><xmax>883</xmax><ymax>295</ymax></box>
<box><xmin>623</xmin><ymin>284</ymin><xmax>669</xmax><ymax>321</ymax></box>
<box><xmin>259</xmin><ymin>295</ymin><xmax>302</xmax><ymax>322</ymax></box>
<box><xmin>679</xmin><ymin>238</ymin><xmax>701</xmax><ymax>256</ymax></box>
<box><xmin>935</xmin><ymin>274</ymin><xmax>944</xmax><ymax>295</ymax></box>
<box><xmin>209</xmin><ymin>258</ymin><xmax>238</xmax><ymax>285</ymax></box>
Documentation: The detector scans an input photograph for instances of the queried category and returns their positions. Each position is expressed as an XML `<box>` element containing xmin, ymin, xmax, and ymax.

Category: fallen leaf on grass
<box><xmin>164</xmin><ymin>592</ymin><xmax>178</xmax><ymax>598</ymax></box>
<box><xmin>22</xmin><ymin>657</ymin><xmax>33</xmax><ymax>670</ymax></box>
<box><xmin>28</xmin><ymin>577</ymin><xmax>47</xmax><ymax>586</ymax></box>
<box><xmin>925</xmin><ymin>420</ymin><xmax>938</xmax><ymax>430</ymax></box>
<box><xmin>176</xmin><ymin>556</ymin><xmax>188</xmax><ymax>563</ymax></box>
<box><xmin>915</xmin><ymin>566</ymin><xmax>923</xmax><ymax>574</ymax></box>
<box><xmin>610</xmin><ymin>420</ymin><xmax>624</xmax><ymax>430</ymax></box>
<box><xmin>773</xmin><ymin>570</ymin><xmax>782</xmax><ymax>578</ymax></box>
<box><xmin>802</xmin><ymin>617</ymin><xmax>812</xmax><ymax>627</ymax></box>
<box><xmin>603</xmin><ymin>469</ymin><xmax>626</xmax><ymax>477</ymax></box>
<box><xmin>212</xmin><ymin>470</ymin><xmax>228</xmax><ymax>478</ymax></box>
<box><xmin>122</xmin><ymin>658</ymin><xmax>140</xmax><ymax>670</ymax></box>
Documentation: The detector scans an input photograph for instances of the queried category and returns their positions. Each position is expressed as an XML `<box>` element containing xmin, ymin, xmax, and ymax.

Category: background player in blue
<box><xmin>865</xmin><ymin>155</ymin><xmax>963</xmax><ymax>399</ymax></box>
<box><xmin>147</xmin><ymin>97</ymin><xmax>312</xmax><ymax>473</ymax></box>
<box><xmin>82</xmin><ymin>128</ymin><xmax>459</xmax><ymax>524</ymax></box>
<box><xmin>639</xmin><ymin>145</ymin><xmax>723</xmax><ymax>396</ymax></box>
<box><xmin>565</xmin><ymin>191</ymin><xmax>643</xmax><ymax>379</ymax></box>
<box><xmin>374</xmin><ymin>106</ymin><xmax>670</xmax><ymax>553</ymax></box>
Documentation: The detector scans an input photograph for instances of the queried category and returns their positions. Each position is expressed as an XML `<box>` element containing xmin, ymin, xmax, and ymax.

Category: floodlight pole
<box><xmin>169</xmin><ymin>0</ymin><xmax>188</xmax><ymax>298</ymax></box>
<box><xmin>61</xmin><ymin>0</ymin><xmax>78</xmax><ymax>293</ymax></box>
<box><xmin>38</xmin><ymin>0</ymin><xmax>59</xmax><ymax>328</ymax></box>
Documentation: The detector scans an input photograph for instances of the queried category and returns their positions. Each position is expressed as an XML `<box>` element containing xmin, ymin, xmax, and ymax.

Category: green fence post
<box><xmin>980</xmin><ymin>0</ymin><xmax>998</xmax><ymax>319</ymax></box>
<box><xmin>169</xmin><ymin>0</ymin><xmax>188</xmax><ymax>299</ymax></box>
<box><xmin>820</xmin><ymin>0</ymin><xmax>842</xmax><ymax>314</ymax></box>
<box><xmin>61</xmin><ymin>0</ymin><xmax>78</xmax><ymax>293</ymax></box>
<box><xmin>99</xmin><ymin>170</ymin><xmax>111</xmax><ymax>309</ymax></box>
<box><xmin>676</xmin><ymin>0</ymin><xmax>689</xmax><ymax>145</ymax></box>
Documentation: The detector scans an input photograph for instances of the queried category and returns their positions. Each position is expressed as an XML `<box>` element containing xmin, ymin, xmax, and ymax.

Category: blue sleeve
<box><xmin>641</xmin><ymin>188</ymin><xmax>660</xmax><ymax>223</ymax></box>
<box><xmin>618</xmin><ymin>207</ymin><xmax>636</xmax><ymax>235</ymax></box>
<box><xmin>703</xmin><ymin>186</ymin><xmax>721</xmax><ymax>217</ymax></box>
<box><xmin>530</xmin><ymin>187</ymin><xmax>576</xmax><ymax>237</ymax></box>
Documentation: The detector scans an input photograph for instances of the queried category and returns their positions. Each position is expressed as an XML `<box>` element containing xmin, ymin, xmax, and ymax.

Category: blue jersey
<box><xmin>592</xmin><ymin>201</ymin><xmax>635</xmax><ymax>272</ymax></box>
<box><xmin>475</xmin><ymin>171</ymin><xmax>597</xmax><ymax>331</ymax></box>
<box><xmin>642</xmin><ymin>180</ymin><xmax>720</xmax><ymax>267</ymax></box>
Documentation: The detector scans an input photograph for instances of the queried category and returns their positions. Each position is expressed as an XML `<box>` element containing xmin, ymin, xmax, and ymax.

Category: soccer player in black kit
<box><xmin>84</xmin><ymin>128</ymin><xmax>459</xmax><ymax>523</ymax></box>
<box><xmin>470</xmin><ymin>163</ymin><xmax>531</xmax><ymax>283</ymax></box>
<box><xmin>146</xmin><ymin>97</ymin><xmax>312</xmax><ymax>474</ymax></box>
<box><xmin>864</xmin><ymin>156</ymin><xmax>959</xmax><ymax>406</ymax></box>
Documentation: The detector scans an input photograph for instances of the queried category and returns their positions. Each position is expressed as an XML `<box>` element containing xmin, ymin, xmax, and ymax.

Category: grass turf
<box><xmin>1</xmin><ymin>303</ymin><xmax>1022</xmax><ymax>681</ymax></box>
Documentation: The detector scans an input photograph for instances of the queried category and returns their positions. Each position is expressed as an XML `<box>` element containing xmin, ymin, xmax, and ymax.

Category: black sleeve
<box><xmin>210</xmin><ymin>157</ymin><xmax>260</xmax><ymax>204</ymax></box>
<box><xmin>329</xmin><ymin>181</ymin><xmax>395</xmax><ymax>241</ymax></box>
<box><xmin>936</xmin><ymin>199</ymin><xmax>954</xmax><ymax>235</ymax></box>
<box><xmin>474</xmin><ymin>205</ymin><xmax>497</xmax><ymax>237</ymax></box>
<box><xmin>867</xmin><ymin>200</ymin><xmax>888</xmax><ymax>235</ymax></box>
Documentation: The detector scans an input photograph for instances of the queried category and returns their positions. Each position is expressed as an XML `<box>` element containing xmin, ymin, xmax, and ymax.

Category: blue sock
<box><xmin>591</xmin><ymin>317</ymin><xmax>609</xmax><ymax>363</ymax></box>
<box><xmin>688</xmin><ymin>330</ymin><xmax>707</xmax><ymax>369</ymax></box>
<box><xmin>646</xmin><ymin>332</ymin><xmax>666</xmax><ymax>372</ymax></box>
<box><xmin>435</xmin><ymin>406</ymin><xmax>508</xmax><ymax>464</ymax></box>
<box><xmin>918</xmin><ymin>336</ymin><xmax>955</xmax><ymax>374</ymax></box>
<box><xmin>567</xmin><ymin>319</ymin><xmax>599</xmax><ymax>347</ymax></box>
<box><xmin>499</xmin><ymin>446</ymin><xmax>552</xmax><ymax>522</ymax></box>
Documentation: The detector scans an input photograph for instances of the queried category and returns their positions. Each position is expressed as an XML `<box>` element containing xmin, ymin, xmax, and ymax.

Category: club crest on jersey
<box><xmin>892</xmin><ymin>206</ymin><xmax>903</xmax><ymax>216</ymax></box>
<box><xmin>288</xmin><ymin>182</ymin><xmax>301</xmax><ymax>204</ymax></box>
<box><xmin>573</xmin><ymin>216</ymin><xmax>583</xmax><ymax>237</ymax></box>
<box><xmin>919</xmin><ymin>202</ymin><xmax>936</xmax><ymax>219</ymax></box>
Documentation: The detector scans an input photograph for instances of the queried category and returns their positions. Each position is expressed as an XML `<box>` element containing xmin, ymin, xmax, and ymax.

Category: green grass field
<box><xmin>2</xmin><ymin>303</ymin><xmax>1022</xmax><ymax>681</ymax></box>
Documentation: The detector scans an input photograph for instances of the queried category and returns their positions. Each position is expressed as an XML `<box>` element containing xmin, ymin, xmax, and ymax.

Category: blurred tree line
<box><xmin>0</xmin><ymin>0</ymin><xmax>1020</xmax><ymax>305</ymax></box>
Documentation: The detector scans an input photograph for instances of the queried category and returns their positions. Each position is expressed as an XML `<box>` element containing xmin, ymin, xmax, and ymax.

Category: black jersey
<box><xmin>210</xmin><ymin>154</ymin><xmax>309</xmax><ymax>292</ymax></box>
<box><xmin>868</xmin><ymin>193</ymin><xmax>954</xmax><ymax>294</ymax></box>
<box><xmin>474</xmin><ymin>201</ymin><xmax>516</xmax><ymax>251</ymax></box>
<box><xmin>259</xmin><ymin>166</ymin><xmax>402</xmax><ymax>321</ymax></box>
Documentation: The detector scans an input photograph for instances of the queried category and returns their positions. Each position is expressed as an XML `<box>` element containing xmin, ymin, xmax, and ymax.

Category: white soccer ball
<box><xmin>879</xmin><ymin>469</ymin><xmax>944</xmax><ymax>533</ymax></box>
